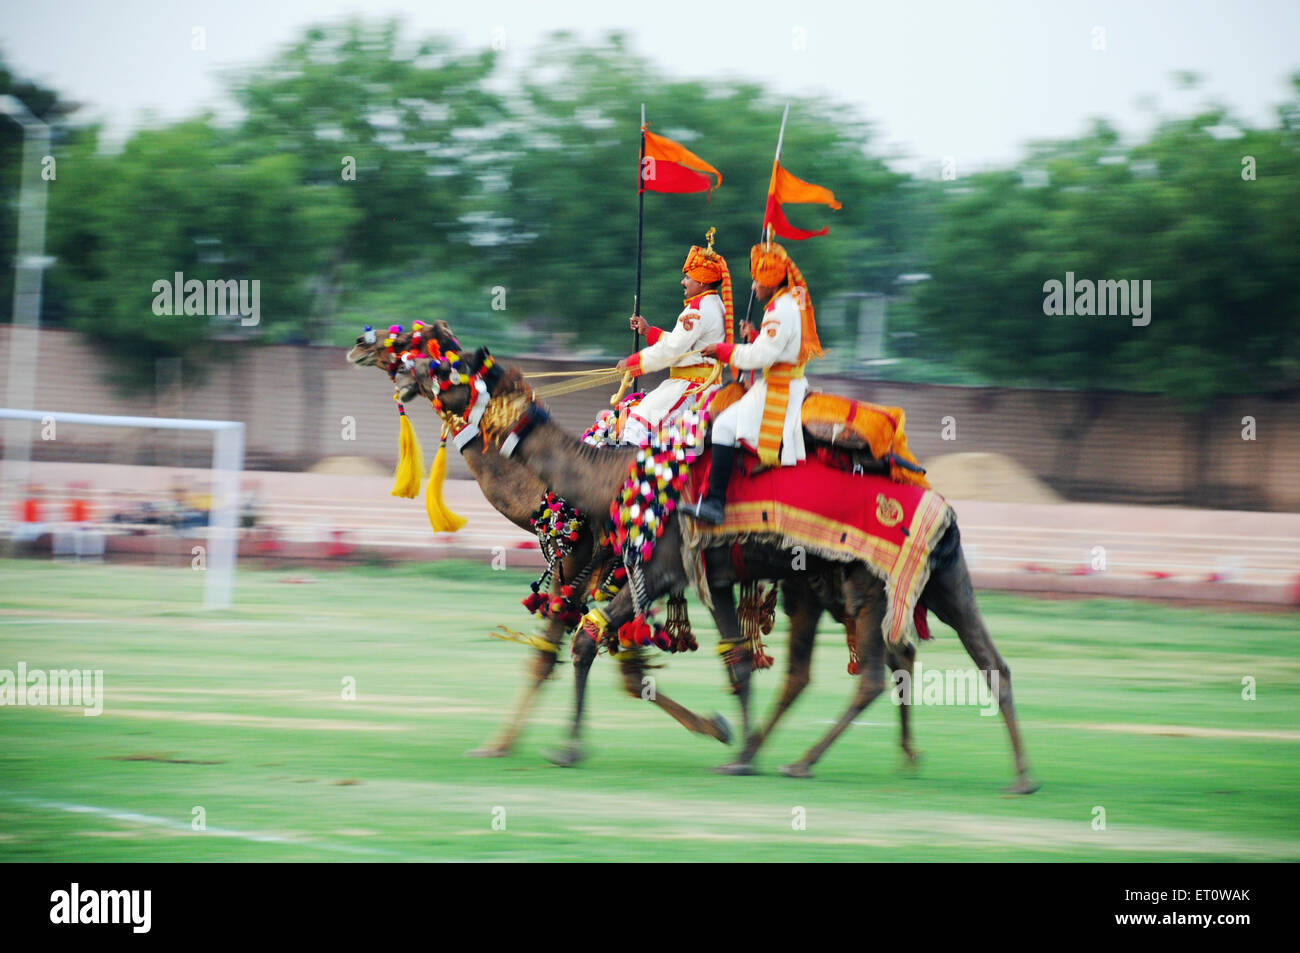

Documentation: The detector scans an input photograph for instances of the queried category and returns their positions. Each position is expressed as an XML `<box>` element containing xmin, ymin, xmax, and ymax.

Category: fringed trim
<box><xmin>683</xmin><ymin>505</ymin><xmax>953</xmax><ymax>652</ymax></box>
<box><xmin>844</xmin><ymin>621</ymin><xmax>861</xmax><ymax>675</ymax></box>
<box><xmin>490</xmin><ymin>626</ymin><xmax>560</xmax><ymax>654</ymax></box>
<box><xmin>736</xmin><ymin>580</ymin><xmax>776</xmax><ymax>669</ymax></box>
<box><xmin>664</xmin><ymin>593</ymin><xmax>698</xmax><ymax>653</ymax></box>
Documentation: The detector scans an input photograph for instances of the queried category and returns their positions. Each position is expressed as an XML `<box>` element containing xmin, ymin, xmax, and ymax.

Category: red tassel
<box><xmin>913</xmin><ymin>601</ymin><xmax>932</xmax><ymax>641</ymax></box>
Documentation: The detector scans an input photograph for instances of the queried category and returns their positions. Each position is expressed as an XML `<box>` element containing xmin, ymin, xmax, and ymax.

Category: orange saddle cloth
<box><xmin>800</xmin><ymin>392</ymin><xmax>929</xmax><ymax>488</ymax></box>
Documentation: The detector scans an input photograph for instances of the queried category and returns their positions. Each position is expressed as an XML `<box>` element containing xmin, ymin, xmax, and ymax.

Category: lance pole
<box><xmin>631</xmin><ymin>102</ymin><xmax>647</xmax><ymax>387</ymax></box>
<box><xmin>740</xmin><ymin>102</ymin><xmax>790</xmax><ymax>340</ymax></box>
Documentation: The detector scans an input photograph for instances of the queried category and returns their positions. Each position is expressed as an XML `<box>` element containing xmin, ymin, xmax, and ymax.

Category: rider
<box><xmin>615</xmin><ymin>229</ymin><xmax>732</xmax><ymax>447</ymax></box>
<box><xmin>692</xmin><ymin>232</ymin><xmax>823</xmax><ymax>524</ymax></box>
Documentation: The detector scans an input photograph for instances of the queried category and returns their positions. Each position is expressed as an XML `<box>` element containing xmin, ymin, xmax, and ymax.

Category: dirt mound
<box><xmin>307</xmin><ymin>456</ymin><xmax>389</xmax><ymax>477</ymax></box>
<box><xmin>923</xmin><ymin>452</ymin><xmax>1061</xmax><ymax>503</ymax></box>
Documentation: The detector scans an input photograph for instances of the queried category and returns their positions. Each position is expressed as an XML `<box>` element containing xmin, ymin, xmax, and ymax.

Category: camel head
<box><xmin>346</xmin><ymin>320</ymin><xmax>463</xmax><ymax>373</ymax></box>
<box><xmin>394</xmin><ymin>345</ymin><xmax>523</xmax><ymax>420</ymax></box>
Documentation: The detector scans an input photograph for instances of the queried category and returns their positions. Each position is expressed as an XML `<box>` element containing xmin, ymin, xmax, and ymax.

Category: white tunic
<box><xmin>711</xmin><ymin>291</ymin><xmax>808</xmax><ymax>466</ymax></box>
<box><xmin>624</xmin><ymin>293</ymin><xmax>726</xmax><ymax>445</ymax></box>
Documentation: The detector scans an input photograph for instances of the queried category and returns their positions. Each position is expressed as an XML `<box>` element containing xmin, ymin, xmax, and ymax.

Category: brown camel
<box><xmin>347</xmin><ymin>322</ymin><xmax>732</xmax><ymax>756</ymax></box>
<box><xmin>396</xmin><ymin>349</ymin><xmax>1038</xmax><ymax>792</ymax></box>
<box><xmin>356</xmin><ymin>325</ymin><xmax>916</xmax><ymax>770</ymax></box>
<box><xmin>369</xmin><ymin>325</ymin><xmax>925</xmax><ymax>764</ymax></box>
<box><xmin>394</xmin><ymin>351</ymin><xmax>927</xmax><ymax>778</ymax></box>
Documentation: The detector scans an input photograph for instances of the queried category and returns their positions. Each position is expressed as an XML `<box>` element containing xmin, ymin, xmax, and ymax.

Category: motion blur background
<box><xmin>1</xmin><ymin>0</ymin><xmax>1298</xmax><ymax>865</ymax></box>
<box><xmin>1</xmin><ymin>1</ymin><xmax>1298</xmax><ymax>589</ymax></box>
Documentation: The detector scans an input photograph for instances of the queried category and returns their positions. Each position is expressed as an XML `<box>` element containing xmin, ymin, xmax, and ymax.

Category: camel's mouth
<box><xmin>393</xmin><ymin>374</ymin><xmax>421</xmax><ymax>404</ymax></box>
<box><xmin>346</xmin><ymin>344</ymin><xmax>378</xmax><ymax>366</ymax></box>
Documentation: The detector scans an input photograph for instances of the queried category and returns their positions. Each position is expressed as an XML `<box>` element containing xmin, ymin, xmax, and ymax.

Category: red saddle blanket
<box><xmin>685</xmin><ymin>449</ymin><xmax>952</xmax><ymax>647</ymax></box>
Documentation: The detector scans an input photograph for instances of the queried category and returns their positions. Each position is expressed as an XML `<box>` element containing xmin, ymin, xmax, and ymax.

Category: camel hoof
<box><xmin>542</xmin><ymin>744</ymin><xmax>585</xmax><ymax>768</ymax></box>
<box><xmin>780</xmin><ymin>762</ymin><xmax>814</xmax><ymax>779</ymax></box>
<box><xmin>714</xmin><ymin>761</ymin><xmax>758</xmax><ymax>776</ymax></box>
<box><xmin>465</xmin><ymin>744</ymin><xmax>510</xmax><ymax>759</ymax></box>
<box><xmin>1003</xmin><ymin>776</ymin><xmax>1041</xmax><ymax>796</ymax></box>
<box><xmin>710</xmin><ymin>713</ymin><xmax>733</xmax><ymax>745</ymax></box>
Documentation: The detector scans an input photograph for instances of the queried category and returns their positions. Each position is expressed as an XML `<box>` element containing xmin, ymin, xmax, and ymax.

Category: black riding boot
<box><xmin>692</xmin><ymin>443</ymin><xmax>734</xmax><ymax>524</ymax></box>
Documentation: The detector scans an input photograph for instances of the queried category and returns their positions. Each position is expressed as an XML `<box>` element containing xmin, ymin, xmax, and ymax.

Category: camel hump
<box><xmin>800</xmin><ymin>391</ymin><xmax>929</xmax><ymax>487</ymax></box>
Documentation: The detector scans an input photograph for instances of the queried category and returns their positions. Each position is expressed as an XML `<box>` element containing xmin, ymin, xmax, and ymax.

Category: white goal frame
<box><xmin>1</xmin><ymin>408</ymin><xmax>245</xmax><ymax>609</ymax></box>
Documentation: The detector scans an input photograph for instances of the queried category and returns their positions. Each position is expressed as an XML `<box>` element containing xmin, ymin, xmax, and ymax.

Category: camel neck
<box><xmin>508</xmin><ymin>416</ymin><xmax>636</xmax><ymax>518</ymax></box>
<box><xmin>451</xmin><ymin>430</ymin><xmax>546</xmax><ymax>530</ymax></box>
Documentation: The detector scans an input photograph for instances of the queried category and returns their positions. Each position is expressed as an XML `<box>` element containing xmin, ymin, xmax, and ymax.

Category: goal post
<box><xmin>0</xmin><ymin>408</ymin><xmax>245</xmax><ymax>609</ymax></box>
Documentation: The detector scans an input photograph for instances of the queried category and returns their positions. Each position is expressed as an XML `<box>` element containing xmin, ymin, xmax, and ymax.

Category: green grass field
<box><xmin>1</xmin><ymin>557</ymin><xmax>1298</xmax><ymax>861</ymax></box>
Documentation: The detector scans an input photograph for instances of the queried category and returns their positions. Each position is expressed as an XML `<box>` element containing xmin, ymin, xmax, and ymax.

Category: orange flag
<box><xmin>764</xmin><ymin>161</ymin><xmax>841</xmax><ymax>239</ymax></box>
<box><xmin>641</xmin><ymin>128</ymin><xmax>722</xmax><ymax>194</ymax></box>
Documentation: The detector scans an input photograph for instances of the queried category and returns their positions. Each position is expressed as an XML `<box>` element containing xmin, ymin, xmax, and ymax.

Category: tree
<box><xmin>46</xmin><ymin>119</ymin><xmax>356</xmax><ymax>388</ymax></box>
<box><xmin>476</xmin><ymin>33</ymin><xmax>915</xmax><ymax>356</ymax></box>
<box><xmin>911</xmin><ymin>89</ymin><xmax>1300</xmax><ymax>405</ymax></box>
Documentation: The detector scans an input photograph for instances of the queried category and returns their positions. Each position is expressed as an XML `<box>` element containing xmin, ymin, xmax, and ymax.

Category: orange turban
<box><xmin>749</xmin><ymin>240</ymin><xmax>822</xmax><ymax>364</ymax></box>
<box><xmin>682</xmin><ymin>239</ymin><xmax>734</xmax><ymax>344</ymax></box>
<box><xmin>682</xmin><ymin>245</ymin><xmax>726</xmax><ymax>285</ymax></box>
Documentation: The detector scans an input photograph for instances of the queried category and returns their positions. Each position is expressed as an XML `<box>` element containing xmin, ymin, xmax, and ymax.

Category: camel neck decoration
<box><xmin>522</xmin><ymin>492</ymin><xmax>601</xmax><ymax>631</ymax></box>
<box><xmin>475</xmin><ymin>365</ymin><xmax>720</xmax><ymax>654</ymax></box>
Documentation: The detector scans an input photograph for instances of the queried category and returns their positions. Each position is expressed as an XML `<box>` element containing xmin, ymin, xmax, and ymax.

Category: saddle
<box><xmin>706</xmin><ymin>383</ymin><xmax>929</xmax><ymax>488</ymax></box>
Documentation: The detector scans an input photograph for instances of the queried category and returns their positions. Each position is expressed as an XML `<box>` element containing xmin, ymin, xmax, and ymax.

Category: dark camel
<box><xmin>348</xmin><ymin>323</ymin><xmax>731</xmax><ymax>756</ymax></box>
<box><xmin>397</xmin><ymin>349</ymin><xmax>1038</xmax><ymax>792</ymax></box>
<box><xmin>358</xmin><ymin>326</ymin><xmax>907</xmax><ymax>767</ymax></box>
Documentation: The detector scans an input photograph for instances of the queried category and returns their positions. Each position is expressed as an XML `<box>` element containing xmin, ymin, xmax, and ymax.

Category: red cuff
<box><xmin>715</xmin><ymin>342</ymin><xmax>737</xmax><ymax>365</ymax></box>
<box><xmin>625</xmin><ymin>352</ymin><xmax>644</xmax><ymax>375</ymax></box>
<box><xmin>644</xmin><ymin>325</ymin><xmax>664</xmax><ymax>345</ymax></box>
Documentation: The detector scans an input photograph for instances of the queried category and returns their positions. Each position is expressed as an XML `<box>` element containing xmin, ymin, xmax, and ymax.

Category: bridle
<box><xmin>410</xmin><ymin>350</ymin><xmax>549</xmax><ymax>458</ymax></box>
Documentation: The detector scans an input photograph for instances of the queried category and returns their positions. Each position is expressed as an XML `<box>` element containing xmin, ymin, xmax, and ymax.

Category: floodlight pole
<box><xmin>0</xmin><ymin>95</ymin><xmax>53</xmax><ymax>547</ymax></box>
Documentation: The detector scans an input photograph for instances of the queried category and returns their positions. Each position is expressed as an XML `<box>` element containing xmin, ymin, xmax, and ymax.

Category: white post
<box><xmin>207</xmin><ymin>422</ymin><xmax>244</xmax><ymax>609</ymax></box>
<box><xmin>0</xmin><ymin>96</ymin><xmax>53</xmax><ymax>545</ymax></box>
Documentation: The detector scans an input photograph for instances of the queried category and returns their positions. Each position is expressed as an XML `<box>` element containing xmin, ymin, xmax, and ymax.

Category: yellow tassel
<box><xmin>425</xmin><ymin>437</ymin><xmax>467</xmax><ymax>533</ymax></box>
<box><xmin>390</xmin><ymin>403</ymin><xmax>423</xmax><ymax>499</ymax></box>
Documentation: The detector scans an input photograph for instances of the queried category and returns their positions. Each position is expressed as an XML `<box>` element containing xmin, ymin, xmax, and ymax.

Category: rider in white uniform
<box><xmin>617</xmin><ymin>231</ymin><xmax>733</xmax><ymax>447</ymax></box>
<box><xmin>694</xmin><ymin>237</ymin><xmax>823</xmax><ymax>523</ymax></box>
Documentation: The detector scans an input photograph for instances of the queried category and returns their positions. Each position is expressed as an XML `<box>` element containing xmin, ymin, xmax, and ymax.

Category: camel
<box><xmin>395</xmin><ymin>348</ymin><xmax>1038</xmax><ymax>792</ymax></box>
<box><xmin>362</xmin><ymin>325</ymin><xmax>919</xmax><ymax>772</ymax></box>
<box><xmin>347</xmin><ymin>322</ymin><xmax>732</xmax><ymax>756</ymax></box>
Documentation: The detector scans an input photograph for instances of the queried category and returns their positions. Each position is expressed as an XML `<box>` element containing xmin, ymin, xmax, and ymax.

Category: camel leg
<box><xmin>467</xmin><ymin>638</ymin><xmax>560</xmax><ymax>757</ymax></box>
<box><xmin>718</xmin><ymin>577</ymin><xmax>819</xmax><ymax>775</ymax></box>
<box><xmin>781</xmin><ymin>567</ymin><xmax>888</xmax><ymax>778</ymax></box>
<box><xmin>708</xmin><ymin>583</ymin><xmax>754</xmax><ymax>744</ymax></box>
<box><xmin>888</xmin><ymin>643</ymin><xmax>922</xmax><ymax>767</ymax></box>
<box><xmin>542</xmin><ymin>629</ymin><xmax>598</xmax><ymax>767</ymax></box>
<box><xmin>616</xmin><ymin>648</ymin><xmax>731</xmax><ymax>743</ymax></box>
<box><xmin>548</xmin><ymin>585</ymin><xmax>729</xmax><ymax>765</ymax></box>
<box><xmin>922</xmin><ymin>545</ymin><xmax>1039</xmax><ymax>794</ymax></box>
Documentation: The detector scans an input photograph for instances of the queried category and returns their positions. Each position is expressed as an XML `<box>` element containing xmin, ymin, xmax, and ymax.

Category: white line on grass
<box><xmin>0</xmin><ymin>792</ymin><xmax>411</xmax><ymax>860</ymax></box>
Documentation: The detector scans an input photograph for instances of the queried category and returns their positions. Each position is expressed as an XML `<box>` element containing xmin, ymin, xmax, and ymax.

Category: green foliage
<box><xmin>911</xmin><ymin>93</ymin><xmax>1300</xmax><ymax>405</ymax></box>
<box><xmin>5</xmin><ymin>27</ymin><xmax>1298</xmax><ymax>403</ymax></box>
<box><xmin>45</xmin><ymin>119</ymin><xmax>355</xmax><ymax>388</ymax></box>
<box><xmin>478</xmin><ymin>34</ymin><xmax>913</xmax><ymax>355</ymax></box>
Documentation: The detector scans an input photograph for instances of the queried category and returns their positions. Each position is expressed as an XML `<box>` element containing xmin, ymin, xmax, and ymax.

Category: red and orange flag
<box><xmin>640</xmin><ymin>128</ymin><xmax>722</xmax><ymax>194</ymax></box>
<box><xmin>763</xmin><ymin>161</ymin><xmax>841</xmax><ymax>239</ymax></box>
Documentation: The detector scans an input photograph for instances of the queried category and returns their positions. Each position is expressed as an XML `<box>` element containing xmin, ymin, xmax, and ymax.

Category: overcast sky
<box><xmin>3</xmin><ymin>0</ymin><xmax>1297</xmax><ymax>172</ymax></box>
